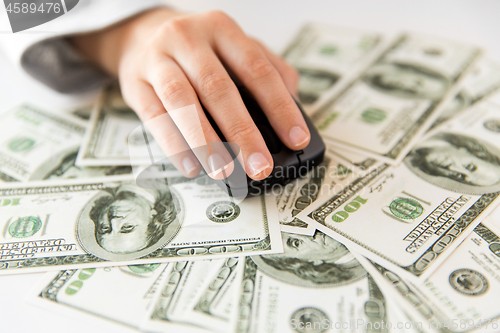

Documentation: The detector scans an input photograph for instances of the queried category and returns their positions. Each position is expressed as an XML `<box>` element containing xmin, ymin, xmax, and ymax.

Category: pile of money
<box><xmin>2</xmin><ymin>23</ymin><xmax>500</xmax><ymax>333</ymax></box>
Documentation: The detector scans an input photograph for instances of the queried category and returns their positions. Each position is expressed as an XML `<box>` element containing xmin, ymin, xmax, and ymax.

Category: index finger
<box><xmin>211</xmin><ymin>17</ymin><xmax>311</xmax><ymax>151</ymax></box>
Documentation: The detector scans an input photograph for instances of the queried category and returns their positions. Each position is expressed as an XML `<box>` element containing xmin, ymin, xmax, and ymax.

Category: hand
<box><xmin>70</xmin><ymin>8</ymin><xmax>310</xmax><ymax>180</ymax></box>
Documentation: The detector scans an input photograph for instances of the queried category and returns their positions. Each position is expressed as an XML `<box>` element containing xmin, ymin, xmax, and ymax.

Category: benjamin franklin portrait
<box><xmin>77</xmin><ymin>183</ymin><xmax>182</xmax><ymax>260</ymax></box>
<box><xmin>362</xmin><ymin>63</ymin><xmax>449</xmax><ymax>100</ymax></box>
<box><xmin>405</xmin><ymin>132</ymin><xmax>500</xmax><ymax>194</ymax></box>
<box><xmin>253</xmin><ymin>231</ymin><xmax>366</xmax><ymax>288</ymax></box>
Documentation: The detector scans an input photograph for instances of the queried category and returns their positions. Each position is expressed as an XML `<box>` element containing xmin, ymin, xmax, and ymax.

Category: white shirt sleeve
<box><xmin>0</xmin><ymin>0</ymin><xmax>167</xmax><ymax>93</ymax></box>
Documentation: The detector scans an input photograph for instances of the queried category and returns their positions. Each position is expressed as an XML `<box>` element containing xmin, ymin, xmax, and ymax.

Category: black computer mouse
<box><xmin>202</xmin><ymin>71</ymin><xmax>325</xmax><ymax>198</ymax></box>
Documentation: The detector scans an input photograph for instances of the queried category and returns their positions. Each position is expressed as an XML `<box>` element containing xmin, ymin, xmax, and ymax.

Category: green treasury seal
<box><xmin>8</xmin><ymin>137</ymin><xmax>35</xmax><ymax>152</ymax></box>
<box><xmin>206</xmin><ymin>201</ymin><xmax>240</xmax><ymax>223</ymax></box>
<box><xmin>449</xmin><ymin>268</ymin><xmax>489</xmax><ymax>296</ymax></box>
<box><xmin>8</xmin><ymin>216</ymin><xmax>42</xmax><ymax>238</ymax></box>
<box><xmin>389</xmin><ymin>197</ymin><xmax>424</xmax><ymax>220</ymax></box>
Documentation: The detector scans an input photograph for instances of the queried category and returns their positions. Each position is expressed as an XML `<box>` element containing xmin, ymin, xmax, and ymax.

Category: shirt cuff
<box><xmin>0</xmin><ymin>0</ymin><xmax>167</xmax><ymax>93</ymax></box>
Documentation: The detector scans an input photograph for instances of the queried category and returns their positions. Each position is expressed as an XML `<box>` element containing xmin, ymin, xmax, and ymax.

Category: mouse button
<box><xmin>273</xmin><ymin>148</ymin><xmax>300</xmax><ymax>167</ymax></box>
<box><xmin>296</xmin><ymin>106</ymin><xmax>325</xmax><ymax>166</ymax></box>
<box><xmin>255</xmin><ymin>121</ymin><xmax>282</xmax><ymax>154</ymax></box>
<box><xmin>297</xmin><ymin>131</ymin><xmax>325</xmax><ymax>169</ymax></box>
<box><xmin>272</xmin><ymin>148</ymin><xmax>301</xmax><ymax>179</ymax></box>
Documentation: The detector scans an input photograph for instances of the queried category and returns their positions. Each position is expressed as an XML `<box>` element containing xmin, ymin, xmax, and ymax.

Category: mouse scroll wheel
<box><xmin>255</xmin><ymin>121</ymin><xmax>282</xmax><ymax>154</ymax></box>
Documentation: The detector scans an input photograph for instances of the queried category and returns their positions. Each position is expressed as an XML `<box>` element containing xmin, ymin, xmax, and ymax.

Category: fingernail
<box><xmin>208</xmin><ymin>153</ymin><xmax>228</xmax><ymax>177</ymax></box>
<box><xmin>289</xmin><ymin>126</ymin><xmax>309</xmax><ymax>147</ymax></box>
<box><xmin>247</xmin><ymin>152</ymin><xmax>271</xmax><ymax>177</ymax></box>
<box><xmin>182</xmin><ymin>156</ymin><xmax>198</xmax><ymax>175</ymax></box>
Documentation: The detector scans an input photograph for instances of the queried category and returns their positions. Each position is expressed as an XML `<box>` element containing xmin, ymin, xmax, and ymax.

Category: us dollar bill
<box><xmin>232</xmin><ymin>230</ymin><xmax>404</xmax><ymax>333</ymax></box>
<box><xmin>140</xmin><ymin>260</ymin><xmax>217</xmax><ymax>333</ymax></box>
<box><xmin>0</xmin><ymin>105</ymin><xmax>172</xmax><ymax>183</ymax></box>
<box><xmin>76</xmin><ymin>85</ymin><xmax>168</xmax><ymax>167</ymax></box>
<box><xmin>0</xmin><ymin>105</ymin><xmax>133</xmax><ymax>182</ymax></box>
<box><xmin>361</xmin><ymin>214</ymin><xmax>500</xmax><ymax>333</ymax></box>
<box><xmin>184</xmin><ymin>257</ymin><xmax>243</xmax><ymax>333</ymax></box>
<box><xmin>28</xmin><ymin>263</ymin><xmax>170</xmax><ymax>331</ymax></box>
<box><xmin>0</xmin><ymin>175</ymin><xmax>282</xmax><ymax>274</ymax></box>
<box><xmin>278</xmin><ymin>146</ymin><xmax>360</xmax><ymax>235</ymax></box>
<box><xmin>430</xmin><ymin>57</ymin><xmax>500</xmax><ymax>129</ymax></box>
<box><xmin>283</xmin><ymin>23</ymin><xmax>388</xmax><ymax>113</ymax></box>
<box><xmin>420</xmin><ymin>217</ymin><xmax>500</xmax><ymax>333</ymax></box>
<box><xmin>157</xmin><ymin>259</ymin><xmax>226</xmax><ymax>324</ymax></box>
<box><xmin>299</xmin><ymin>98</ymin><xmax>500</xmax><ymax>281</ymax></box>
<box><xmin>354</xmin><ymin>254</ymin><xmax>445</xmax><ymax>333</ymax></box>
<box><xmin>313</xmin><ymin>33</ymin><xmax>481</xmax><ymax>164</ymax></box>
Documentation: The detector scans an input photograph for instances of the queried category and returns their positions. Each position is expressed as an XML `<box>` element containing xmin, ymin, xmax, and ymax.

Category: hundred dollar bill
<box><xmin>0</xmin><ymin>105</ymin><xmax>173</xmax><ymax>183</ymax></box>
<box><xmin>140</xmin><ymin>260</ymin><xmax>216</xmax><ymax>333</ymax></box>
<box><xmin>76</xmin><ymin>86</ymin><xmax>168</xmax><ymax>166</ymax></box>
<box><xmin>299</xmin><ymin>99</ymin><xmax>500</xmax><ymax>281</ymax></box>
<box><xmin>28</xmin><ymin>263</ymin><xmax>170</xmax><ymax>332</ymax></box>
<box><xmin>313</xmin><ymin>33</ymin><xmax>481</xmax><ymax>164</ymax></box>
<box><xmin>418</xmin><ymin>216</ymin><xmax>500</xmax><ymax>333</ymax></box>
<box><xmin>354</xmin><ymin>254</ymin><xmax>444</xmax><ymax>333</ymax></box>
<box><xmin>0</xmin><ymin>175</ymin><xmax>282</xmax><ymax>274</ymax></box>
<box><xmin>279</xmin><ymin>147</ymin><xmax>359</xmax><ymax>236</ymax></box>
<box><xmin>283</xmin><ymin>23</ymin><xmax>388</xmax><ymax>113</ymax></box>
<box><xmin>430</xmin><ymin>57</ymin><xmax>500</xmax><ymax>129</ymax></box>
<box><xmin>232</xmin><ymin>230</ymin><xmax>401</xmax><ymax>333</ymax></box>
<box><xmin>364</xmin><ymin>214</ymin><xmax>500</xmax><ymax>333</ymax></box>
<box><xmin>0</xmin><ymin>105</ymin><xmax>132</xmax><ymax>182</ymax></box>
<box><xmin>141</xmin><ymin>258</ymin><xmax>243</xmax><ymax>332</ymax></box>
<box><xmin>183</xmin><ymin>257</ymin><xmax>243</xmax><ymax>333</ymax></box>
<box><xmin>358</xmin><ymin>251</ymin><xmax>500</xmax><ymax>333</ymax></box>
<box><xmin>157</xmin><ymin>259</ymin><xmax>225</xmax><ymax>323</ymax></box>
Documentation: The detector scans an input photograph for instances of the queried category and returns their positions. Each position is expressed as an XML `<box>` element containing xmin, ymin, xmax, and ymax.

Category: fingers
<box><xmin>140</xmin><ymin>53</ymin><xmax>235</xmax><ymax>179</ymax></box>
<box><xmin>164</xmin><ymin>40</ymin><xmax>273</xmax><ymax>180</ymax></box>
<box><xmin>252</xmin><ymin>39</ymin><xmax>300</xmax><ymax>99</ymax></box>
<box><xmin>122</xmin><ymin>10</ymin><xmax>311</xmax><ymax>183</ymax></box>
<box><xmin>120</xmin><ymin>78</ymin><xmax>202</xmax><ymax>178</ymax></box>
<box><xmin>210</xmin><ymin>15</ymin><xmax>311</xmax><ymax>151</ymax></box>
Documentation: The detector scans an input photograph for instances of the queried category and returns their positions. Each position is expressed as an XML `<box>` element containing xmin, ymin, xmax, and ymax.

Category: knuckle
<box><xmin>244</xmin><ymin>57</ymin><xmax>276</xmax><ymax>81</ymax></box>
<box><xmin>206</xmin><ymin>10</ymin><xmax>232</xmax><ymax>23</ymax></box>
<box><xmin>139</xmin><ymin>104</ymin><xmax>165</xmax><ymax>122</ymax></box>
<box><xmin>199</xmin><ymin>72</ymin><xmax>232</xmax><ymax>99</ymax></box>
<box><xmin>160</xmin><ymin>78</ymin><xmax>186</xmax><ymax>104</ymax></box>
<box><xmin>268</xmin><ymin>93</ymin><xmax>294</xmax><ymax>115</ymax></box>
<box><xmin>160</xmin><ymin>18</ymin><xmax>185</xmax><ymax>34</ymax></box>
<box><xmin>225</xmin><ymin>122</ymin><xmax>256</xmax><ymax>144</ymax></box>
<box><xmin>157</xmin><ymin>18</ymin><xmax>193</xmax><ymax>44</ymax></box>
<box><xmin>156</xmin><ymin>126</ymin><xmax>179</xmax><ymax>146</ymax></box>
<box><xmin>181</xmin><ymin>122</ymin><xmax>206</xmax><ymax>144</ymax></box>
